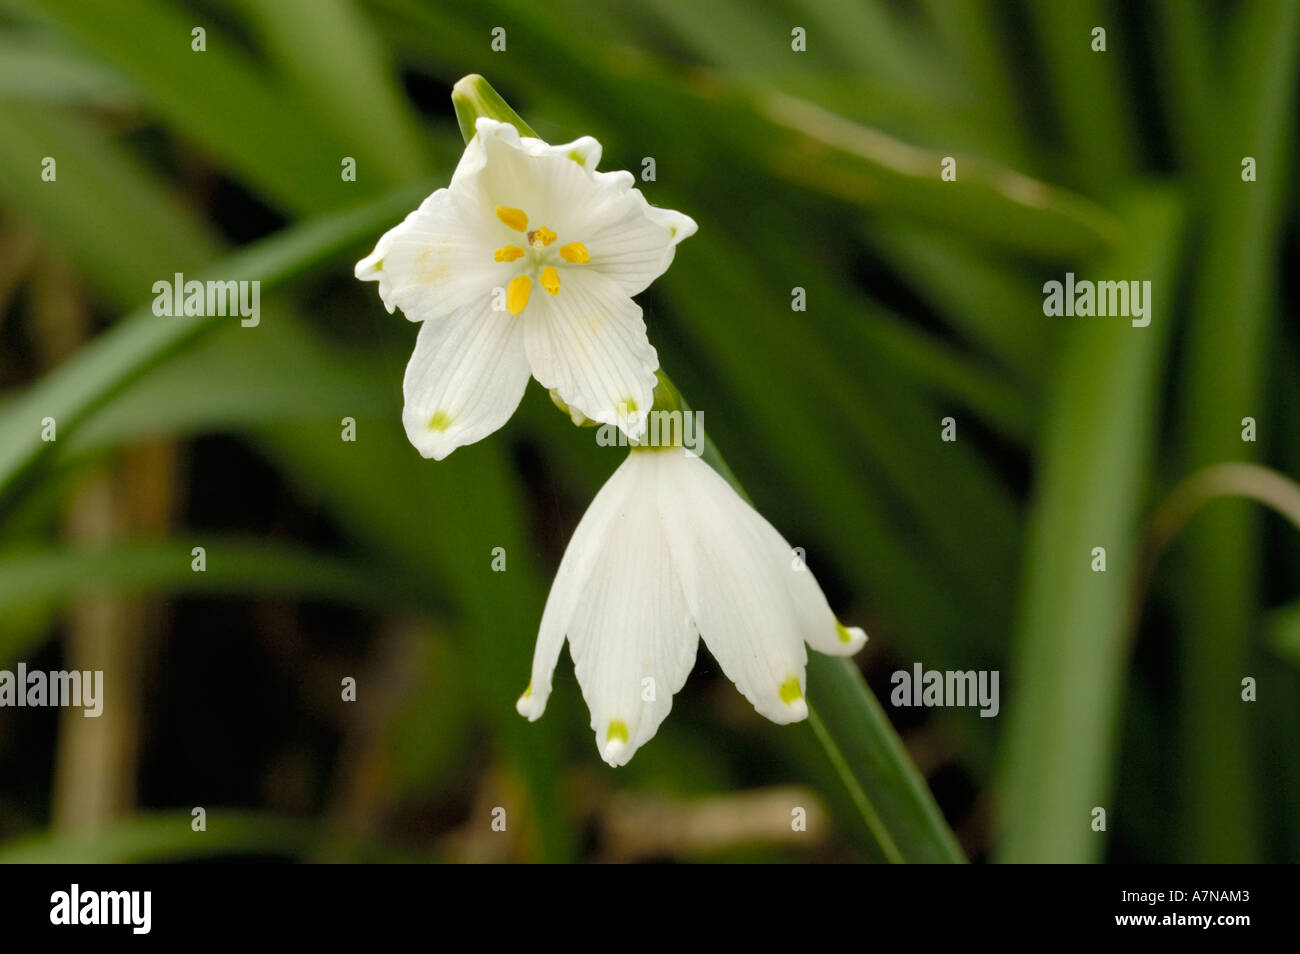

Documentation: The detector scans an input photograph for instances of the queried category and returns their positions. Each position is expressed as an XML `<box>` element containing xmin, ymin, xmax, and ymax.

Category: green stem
<box><xmin>808</xmin><ymin>705</ymin><xmax>903</xmax><ymax>864</ymax></box>
<box><xmin>1175</xmin><ymin>0</ymin><xmax>1300</xmax><ymax>862</ymax></box>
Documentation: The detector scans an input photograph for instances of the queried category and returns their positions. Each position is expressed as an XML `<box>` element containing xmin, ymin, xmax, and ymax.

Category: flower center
<box><xmin>492</xmin><ymin>205</ymin><xmax>590</xmax><ymax>315</ymax></box>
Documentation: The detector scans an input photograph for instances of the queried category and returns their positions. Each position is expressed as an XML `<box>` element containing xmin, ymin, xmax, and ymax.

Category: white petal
<box><xmin>462</xmin><ymin>119</ymin><xmax>696</xmax><ymax>297</ymax></box>
<box><xmin>524</xmin><ymin>267</ymin><xmax>658</xmax><ymax>440</ymax></box>
<box><xmin>355</xmin><ymin>187</ymin><xmax>507</xmax><ymax>321</ymax></box>
<box><xmin>564</xmin><ymin>456</ymin><xmax>698</xmax><ymax>766</ymax></box>
<box><xmin>574</xmin><ymin>186</ymin><xmax>698</xmax><ymax>297</ymax></box>
<box><xmin>756</xmin><ymin>516</ymin><xmax>869</xmax><ymax>658</ymax></box>
<box><xmin>787</xmin><ymin>565</ymin><xmax>868</xmax><ymax>656</ymax></box>
<box><xmin>461</xmin><ymin>119</ymin><xmax>608</xmax><ymax>239</ymax></box>
<box><xmin>654</xmin><ymin>450</ymin><xmax>810</xmax><ymax>724</ymax></box>
<box><xmin>517</xmin><ymin>453</ymin><xmax>642</xmax><ymax>721</ymax></box>
<box><xmin>401</xmin><ymin>297</ymin><xmax>529</xmax><ymax>460</ymax></box>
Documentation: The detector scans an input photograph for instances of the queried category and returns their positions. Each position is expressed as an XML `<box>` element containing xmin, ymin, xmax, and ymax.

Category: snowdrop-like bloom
<box><xmin>517</xmin><ymin>447</ymin><xmax>868</xmax><ymax>766</ymax></box>
<box><xmin>355</xmin><ymin>118</ymin><xmax>697</xmax><ymax>459</ymax></box>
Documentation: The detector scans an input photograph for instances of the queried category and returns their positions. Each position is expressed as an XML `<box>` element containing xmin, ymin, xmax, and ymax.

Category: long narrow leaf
<box><xmin>996</xmin><ymin>190</ymin><xmax>1184</xmax><ymax>862</ymax></box>
<box><xmin>0</xmin><ymin>183</ymin><xmax>429</xmax><ymax>508</ymax></box>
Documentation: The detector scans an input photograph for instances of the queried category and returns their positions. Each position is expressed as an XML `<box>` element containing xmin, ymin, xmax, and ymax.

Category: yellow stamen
<box><xmin>493</xmin><ymin>244</ymin><xmax>525</xmax><ymax>262</ymax></box>
<box><xmin>559</xmin><ymin>241</ymin><xmax>590</xmax><ymax>264</ymax></box>
<box><xmin>496</xmin><ymin>205</ymin><xmax>528</xmax><ymax>231</ymax></box>
<box><xmin>779</xmin><ymin>677</ymin><xmax>803</xmax><ymax>705</ymax></box>
<box><xmin>506</xmin><ymin>274</ymin><xmax>531</xmax><ymax>315</ymax></box>
<box><xmin>539</xmin><ymin>266</ymin><xmax>561</xmax><ymax>296</ymax></box>
<box><xmin>533</xmin><ymin>225</ymin><xmax>557</xmax><ymax>246</ymax></box>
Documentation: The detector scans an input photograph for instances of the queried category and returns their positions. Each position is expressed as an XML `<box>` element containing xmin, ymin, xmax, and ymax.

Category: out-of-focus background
<box><xmin>0</xmin><ymin>0</ymin><xmax>1296</xmax><ymax>863</ymax></box>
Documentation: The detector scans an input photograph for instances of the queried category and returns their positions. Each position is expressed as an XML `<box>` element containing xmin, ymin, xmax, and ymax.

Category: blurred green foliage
<box><xmin>0</xmin><ymin>0</ymin><xmax>1296</xmax><ymax>863</ymax></box>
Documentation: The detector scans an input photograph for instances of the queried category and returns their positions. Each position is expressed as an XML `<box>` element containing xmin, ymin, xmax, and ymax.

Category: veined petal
<box><xmin>784</xmin><ymin>549</ymin><xmax>869</xmax><ymax>656</ymax></box>
<box><xmin>518</xmin><ymin>453</ymin><xmax>643</xmax><ymax>722</ymax></box>
<box><xmin>459</xmin><ymin>119</ymin><xmax>607</xmax><ymax>239</ymax></box>
<box><xmin>576</xmin><ymin>187</ymin><xmax>699</xmax><ymax>297</ymax></box>
<box><xmin>524</xmin><ymin>267</ymin><xmax>658</xmax><ymax>440</ymax></box>
<box><xmin>401</xmin><ymin>297</ymin><xmax>529</xmax><ymax>460</ymax></box>
<box><xmin>565</xmin><ymin>455</ymin><xmax>698</xmax><ymax>766</ymax></box>
<box><xmin>741</xmin><ymin>499</ymin><xmax>869</xmax><ymax>657</ymax></box>
<box><xmin>457</xmin><ymin>118</ymin><xmax>603</xmax><ymax>183</ymax></box>
<box><xmin>654</xmin><ymin>450</ymin><xmax>810</xmax><ymax>724</ymax></box>
<box><xmin>355</xmin><ymin>187</ymin><xmax>506</xmax><ymax>321</ymax></box>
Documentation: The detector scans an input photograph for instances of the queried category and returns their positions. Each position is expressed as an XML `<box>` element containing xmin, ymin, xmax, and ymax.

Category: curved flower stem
<box><xmin>457</xmin><ymin>75</ymin><xmax>965</xmax><ymax>863</ymax></box>
<box><xmin>808</xmin><ymin>706</ymin><xmax>903</xmax><ymax>864</ymax></box>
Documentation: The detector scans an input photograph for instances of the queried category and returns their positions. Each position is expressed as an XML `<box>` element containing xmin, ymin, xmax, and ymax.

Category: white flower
<box><xmin>516</xmin><ymin>447</ymin><xmax>868</xmax><ymax>766</ymax></box>
<box><xmin>355</xmin><ymin>117</ymin><xmax>697</xmax><ymax>459</ymax></box>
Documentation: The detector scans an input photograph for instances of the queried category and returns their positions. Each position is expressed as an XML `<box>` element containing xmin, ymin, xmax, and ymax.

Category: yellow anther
<box><xmin>493</xmin><ymin>244</ymin><xmax>525</xmax><ymax>262</ymax></box>
<box><xmin>559</xmin><ymin>241</ymin><xmax>590</xmax><ymax>264</ymax></box>
<box><xmin>539</xmin><ymin>266</ymin><xmax>561</xmax><ymax>296</ymax></box>
<box><xmin>506</xmin><ymin>274</ymin><xmax>531</xmax><ymax>315</ymax></box>
<box><xmin>496</xmin><ymin>205</ymin><xmax>528</xmax><ymax>231</ymax></box>
<box><xmin>531</xmin><ymin>226</ymin><xmax>557</xmax><ymax>247</ymax></box>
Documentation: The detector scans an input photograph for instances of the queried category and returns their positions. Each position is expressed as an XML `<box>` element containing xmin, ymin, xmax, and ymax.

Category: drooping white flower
<box><xmin>516</xmin><ymin>446</ymin><xmax>868</xmax><ymax>766</ymax></box>
<box><xmin>355</xmin><ymin>117</ymin><xmax>697</xmax><ymax>459</ymax></box>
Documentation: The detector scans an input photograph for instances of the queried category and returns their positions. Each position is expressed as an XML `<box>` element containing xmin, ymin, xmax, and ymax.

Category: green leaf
<box><xmin>0</xmin><ymin>31</ymin><xmax>136</xmax><ymax>107</ymax></box>
<box><xmin>17</xmin><ymin>0</ymin><xmax>371</xmax><ymax>214</ymax></box>
<box><xmin>1173</xmin><ymin>0</ymin><xmax>1300</xmax><ymax>862</ymax></box>
<box><xmin>0</xmin><ymin>100</ymin><xmax>219</xmax><ymax>305</ymax></box>
<box><xmin>380</xmin><ymin>7</ymin><xmax>1120</xmax><ymax>258</ymax></box>
<box><xmin>807</xmin><ymin>655</ymin><xmax>966</xmax><ymax>863</ymax></box>
<box><xmin>1026</xmin><ymin>0</ymin><xmax>1137</xmax><ymax>191</ymax></box>
<box><xmin>0</xmin><ymin>538</ymin><xmax>428</xmax><ymax>621</ymax></box>
<box><xmin>0</xmin><ymin>182</ymin><xmax>430</xmax><ymax>510</ymax></box>
<box><xmin>859</xmin><ymin>221</ymin><xmax>1055</xmax><ymax>388</ymax></box>
<box><xmin>230</xmin><ymin>0</ymin><xmax>431</xmax><ymax>184</ymax></box>
<box><xmin>995</xmin><ymin>189</ymin><xmax>1185</xmax><ymax>863</ymax></box>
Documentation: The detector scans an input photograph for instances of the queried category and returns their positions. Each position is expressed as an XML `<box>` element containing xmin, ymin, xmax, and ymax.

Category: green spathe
<box><xmin>451</xmin><ymin>74</ymin><xmax>537</xmax><ymax>142</ymax></box>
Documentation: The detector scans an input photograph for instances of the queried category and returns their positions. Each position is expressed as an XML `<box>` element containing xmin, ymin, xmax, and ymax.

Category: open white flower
<box><xmin>355</xmin><ymin>117</ymin><xmax>697</xmax><ymax>459</ymax></box>
<box><xmin>516</xmin><ymin>446</ymin><xmax>868</xmax><ymax>766</ymax></box>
